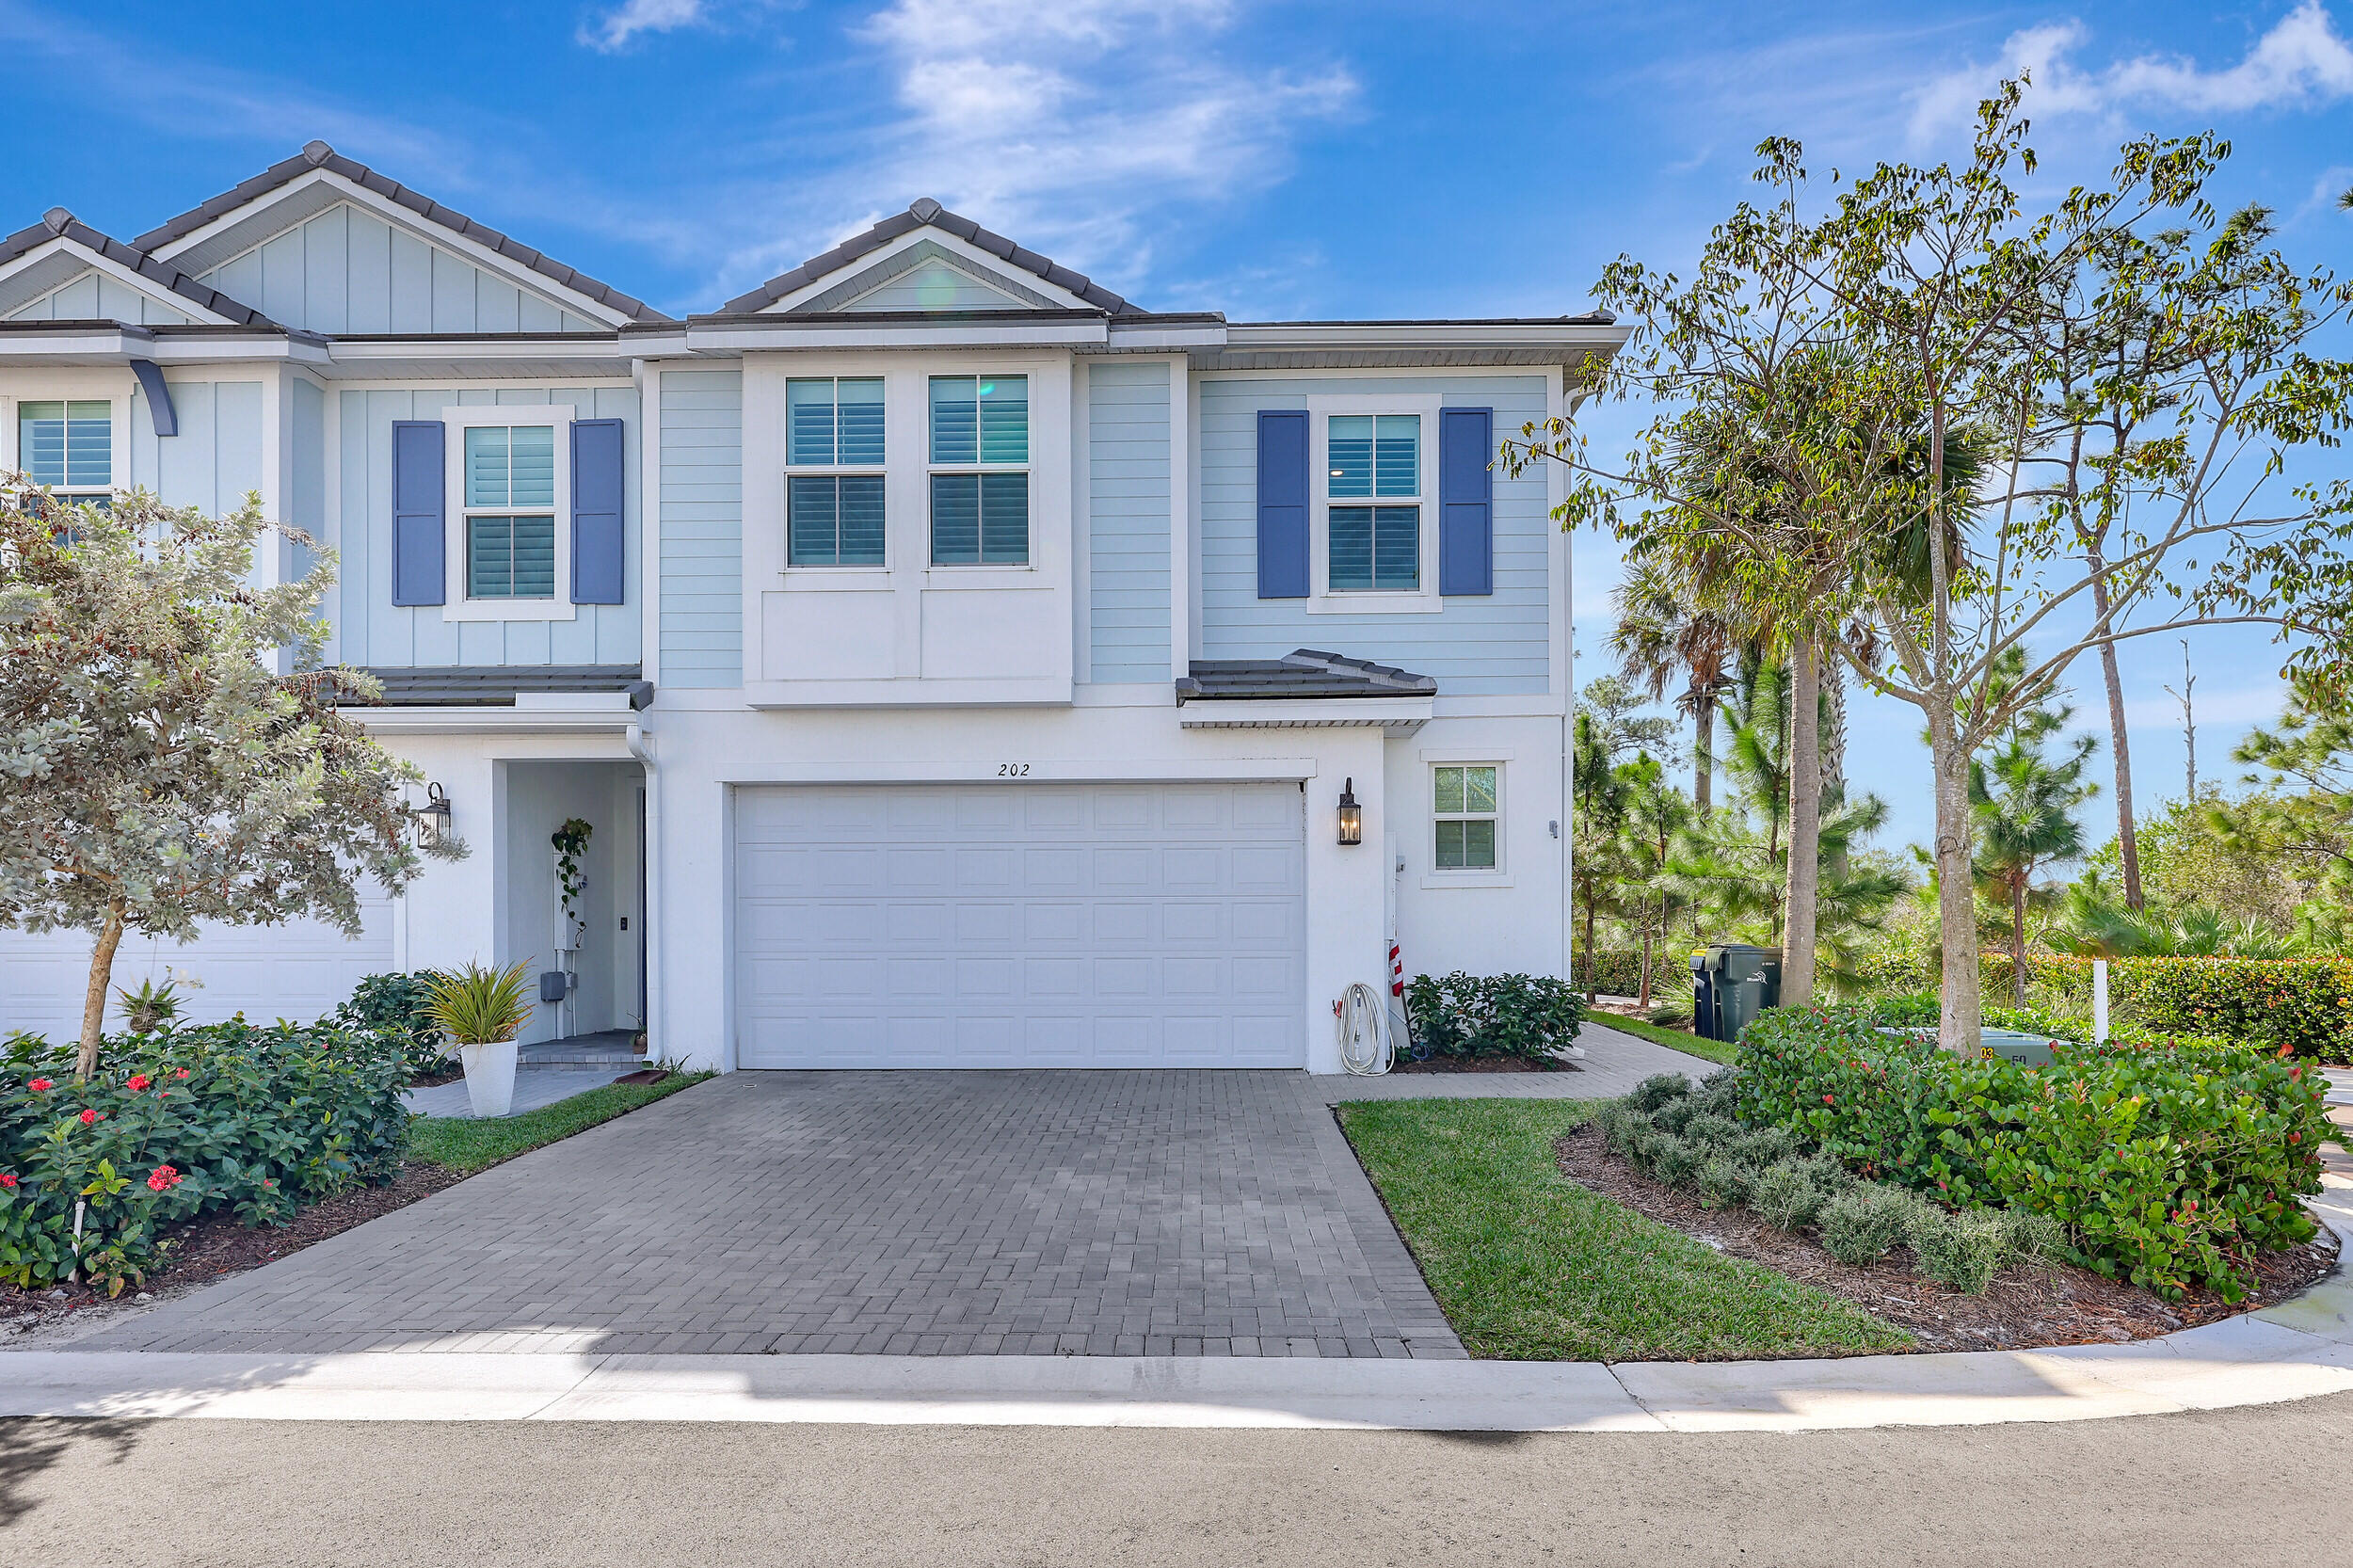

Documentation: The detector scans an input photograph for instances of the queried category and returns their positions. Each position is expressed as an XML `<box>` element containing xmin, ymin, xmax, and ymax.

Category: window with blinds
<box><xmin>20</xmin><ymin>400</ymin><xmax>111</xmax><ymax>498</ymax></box>
<box><xmin>462</xmin><ymin>424</ymin><xmax>556</xmax><ymax>599</ymax></box>
<box><xmin>1327</xmin><ymin>413</ymin><xmax>1420</xmax><ymax>591</ymax></box>
<box><xmin>786</xmin><ymin>377</ymin><xmax>887</xmax><ymax>567</ymax></box>
<box><xmin>928</xmin><ymin>374</ymin><xmax>1029</xmax><ymax>566</ymax></box>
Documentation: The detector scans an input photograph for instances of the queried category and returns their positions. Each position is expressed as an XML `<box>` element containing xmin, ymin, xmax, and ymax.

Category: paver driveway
<box><xmin>79</xmin><ymin>1030</ymin><xmax>1717</xmax><ymax>1359</ymax></box>
<box><xmin>89</xmin><ymin>1072</ymin><xmax>1469</xmax><ymax>1358</ymax></box>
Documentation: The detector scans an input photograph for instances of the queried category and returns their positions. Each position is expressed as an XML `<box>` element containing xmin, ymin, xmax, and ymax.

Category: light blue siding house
<box><xmin>0</xmin><ymin>143</ymin><xmax>1623</xmax><ymax>1074</ymax></box>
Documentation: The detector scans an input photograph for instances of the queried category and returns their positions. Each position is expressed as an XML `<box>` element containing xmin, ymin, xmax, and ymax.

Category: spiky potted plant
<box><xmin>424</xmin><ymin>960</ymin><xmax>535</xmax><ymax>1118</ymax></box>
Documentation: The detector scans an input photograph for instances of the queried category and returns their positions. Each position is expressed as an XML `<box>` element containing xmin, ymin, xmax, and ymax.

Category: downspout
<box><xmin>627</xmin><ymin>720</ymin><xmax>664</xmax><ymax>1064</ymax></box>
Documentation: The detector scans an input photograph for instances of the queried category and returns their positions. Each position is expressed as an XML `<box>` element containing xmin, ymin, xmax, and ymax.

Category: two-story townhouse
<box><xmin>0</xmin><ymin>144</ymin><xmax>1623</xmax><ymax>1073</ymax></box>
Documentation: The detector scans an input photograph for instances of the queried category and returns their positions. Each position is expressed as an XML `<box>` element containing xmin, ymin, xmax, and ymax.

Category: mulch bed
<box><xmin>1393</xmin><ymin>1055</ymin><xmax>1579</xmax><ymax>1074</ymax></box>
<box><xmin>1555</xmin><ymin>1120</ymin><xmax>2339</xmax><ymax>1353</ymax></box>
<box><xmin>409</xmin><ymin>1063</ymin><xmax>464</xmax><ymax>1087</ymax></box>
<box><xmin>0</xmin><ymin>1160</ymin><xmax>465</xmax><ymax>1337</ymax></box>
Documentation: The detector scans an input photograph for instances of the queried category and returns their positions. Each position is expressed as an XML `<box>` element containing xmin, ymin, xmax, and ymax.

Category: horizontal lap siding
<box><xmin>198</xmin><ymin>204</ymin><xmax>596</xmax><ymax>334</ymax></box>
<box><xmin>339</xmin><ymin>385</ymin><xmax>642</xmax><ymax>667</ymax></box>
<box><xmin>1197</xmin><ymin>375</ymin><xmax>1552</xmax><ymax>695</ymax></box>
<box><xmin>660</xmin><ymin>368</ymin><xmax>744</xmax><ymax>686</ymax></box>
<box><xmin>1088</xmin><ymin>361</ymin><xmax>1171</xmax><ymax>685</ymax></box>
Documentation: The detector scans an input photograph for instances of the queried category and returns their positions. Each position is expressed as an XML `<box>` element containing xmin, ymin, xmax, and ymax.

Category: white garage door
<box><xmin>734</xmin><ymin>782</ymin><xmax>1306</xmax><ymax>1069</ymax></box>
<box><xmin>0</xmin><ymin>898</ymin><xmax>395</xmax><ymax>1042</ymax></box>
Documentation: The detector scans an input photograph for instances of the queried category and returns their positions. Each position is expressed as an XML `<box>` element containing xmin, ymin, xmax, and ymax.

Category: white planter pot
<box><xmin>459</xmin><ymin>1041</ymin><xmax>520</xmax><ymax>1118</ymax></box>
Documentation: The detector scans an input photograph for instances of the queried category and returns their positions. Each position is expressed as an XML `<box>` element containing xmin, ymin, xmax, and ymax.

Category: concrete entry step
<box><xmin>520</xmin><ymin>1029</ymin><xmax>643</xmax><ymax>1065</ymax></box>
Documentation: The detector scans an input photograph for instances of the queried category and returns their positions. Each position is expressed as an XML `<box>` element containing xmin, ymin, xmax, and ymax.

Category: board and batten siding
<box><xmin>195</xmin><ymin>203</ymin><xmax>601</xmax><ymax>336</ymax></box>
<box><xmin>128</xmin><ymin>379</ymin><xmax>263</xmax><ymax>516</ymax></box>
<box><xmin>1087</xmin><ymin>360</ymin><xmax>1172</xmax><ymax>684</ymax></box>
<box><xmin>659</xmin><ymin>367</ymin><xmax>743</xmax><ymax>687</ymax></box>
<box><xmin>337</xmin><ymin>385</ymin><xmax>641</xmax><ymax>668</ymax></box>
<box><xmin>9</xmin><ymin>272</ymin><xmax>193</xmax><ymax>325</ymax></box>
<box><xmin>1197</xmin><ymin>374</ymin><xmax>1552</xmax><ymax>696</ymax></box>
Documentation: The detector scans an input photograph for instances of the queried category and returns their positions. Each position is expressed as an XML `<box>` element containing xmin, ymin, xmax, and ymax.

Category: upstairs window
<box><xmin>1327</xmin><ymin>413</ymin><xmax>1419</xmax><ymax>592</ymax></box>
<box><xmin>20</xmin><ymin>400</ymin><xmax>111</xmax><ymax>504</ymax></box>
<box><xmin>929</xmin><ymin>374</ymin><xmax>1029</xmax><ymax>566</ymax></box>
<box><xmin>1433</xmin><ymin>764</ymin><xmax>1499</xmax><ymax>871</ymax></box>
<box><xmin>463</xmin><ymin>424</ymin><xmax>555</xmax><ymax>599</ymax></box>
<box><xmin>786</xmin><ymin>376</ymin><xmax>886</xmax><ymax>567</ymax></box>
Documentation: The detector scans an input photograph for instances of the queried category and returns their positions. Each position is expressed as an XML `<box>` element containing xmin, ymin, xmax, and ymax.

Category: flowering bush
<box><xmin>336</xmin><ymin>971</ymin><xmax>450</xmax><ymax>1077</ymax></box>
<box><xmin>0</xmin><ymin>1018</ymin><xmax>409</xmax><ymax>1293</ymax></box>
<box><xmin>1734</xmin><ymin>1006</ymin><xmax>2330</xmax><ymax>1301</ymax></box>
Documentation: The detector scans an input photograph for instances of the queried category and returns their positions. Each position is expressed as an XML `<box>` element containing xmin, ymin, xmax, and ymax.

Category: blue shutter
<box><xmin>1256</xmin><ymin>409</ymin><xmax>1308</xmax><ymax>599</ymax></box>
<box><xmin>571</xmin><ymin>417</ymin><xmax>626</xmax><ymax>604</ymax></box>
<box><xmin>391</xmin><ymin>421</ymin><xmax>445</xmax><ymax>606</ymax></box>
<box><xmin>1439</xmin><ymin>407</ymin><xmax>1494</xmax><ymax>596</ymax></box>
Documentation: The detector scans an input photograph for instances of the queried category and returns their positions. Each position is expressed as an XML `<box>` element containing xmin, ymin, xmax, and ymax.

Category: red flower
<box><xmin>2291</xmin><ymin>1131</ymin><xmax>2302</xmax><ymax>1144</ymax></box>
<box><xmin>125</xmin><ymin>1075</ymin><xmax>151</xmax><ymax>1092</ymax></box>
<box><xmin>1822</xmin><ymin>1094</ymin><xmax>1835</xmax><ymax>1105</ymax></box>
<box><xmin>173</xmin><ymin>1068</ymin><xmax>190</xmax><ymax>1080</ymax></box>
<box><xmin>27</xmin><ymin>1079</ymin><xmax>52</xmax><ymax>1093</ymax></box>
<box><xmin>0</xmin><ymin>1173</ymin><xmax>15</xmax><ymax>1189</ymax></box>
<box><xmin>146</xmin><ymin>1164</ymin><xmax>181</xmax><ymax>1192</ymax></box>
<box><xmin>77</xmin><ymin>1108</ymin><xmax>98</xmax><ymax>1125</ymax></box>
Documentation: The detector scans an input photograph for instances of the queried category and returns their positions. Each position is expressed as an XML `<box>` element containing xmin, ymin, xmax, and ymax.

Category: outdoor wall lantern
<box><xmin>1337</xmin><ymin>778</ymin><xmax>1363</xmax><ymax>846</ymax></box>
<box><xmin>414</xmin><ymin>782</ymin><xmax>452</xmax><ymax>850</ymax></box>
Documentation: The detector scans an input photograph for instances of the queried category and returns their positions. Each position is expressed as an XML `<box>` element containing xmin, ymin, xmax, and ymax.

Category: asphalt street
<box><xmin>5</xmin><ymin>1392</ymin><xmax>2348</xmax><ymax>1565</ymax></box>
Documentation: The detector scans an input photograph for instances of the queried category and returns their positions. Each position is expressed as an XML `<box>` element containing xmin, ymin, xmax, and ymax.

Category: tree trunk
<box><xmin>1639</xmin><ymin>917</ymin><xmax>1655</xmax><ymax>1010</ymax></box>
<box><xmin>2091</xmin><ymin>572</ymin><xmax>2143</xmax><ymax>909</ymax></box>
<box><xmin>78</xmin><ymin>896</ymin><xmax>127</xmax><ymax>1081</ymax></box>
<box><xmin>2010</xmin><ymin>880</ymin><xmax>2029</xmax><ymax>1008</ymax></box>
<box><xmin>1692</xmin><ymin>685</ymin><xmax>1715</xmax><ymax>817</ymax></box>
<box><xmin>1927</xmin><ymin>701</ymin><xmax>1984</xmax><ymax>1055</ymax></box>
<box><xmin>1782</xmin><ymin>632</ymin><xmax>1822</xmax><ymax>1007</ymax></box>
<box><xmin>1821</xmin><ymin>658</ymin><xmax>1849</xmax><ymax>887</ymax></box>
<box><xmin>1582</xmin><ymin>898</ymin><xmax>1599</xmax><ymax>1003</ymax></box>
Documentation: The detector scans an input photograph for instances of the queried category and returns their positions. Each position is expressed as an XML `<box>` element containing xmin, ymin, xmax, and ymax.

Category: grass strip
<box><xmin>408</xmin><ymin>1073</ymin><xmax>711</xmax><ymax>1176</ymax></box>
<box><xmin>1337</xmin><ymin>1097</ymin><xmax>1912</xmax><ymax>1361</ymax></box>
<box><xmin>1587</xmin><ymin>1013</ymin><xmax>1739</xmax><ymax>1065</ymax></box>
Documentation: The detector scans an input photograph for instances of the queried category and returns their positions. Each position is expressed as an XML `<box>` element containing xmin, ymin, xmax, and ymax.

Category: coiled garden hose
<box><xmin>1337</xmin><ymin>981</ymin><xmax>1396</xmax><ymax>1076</ymax></box>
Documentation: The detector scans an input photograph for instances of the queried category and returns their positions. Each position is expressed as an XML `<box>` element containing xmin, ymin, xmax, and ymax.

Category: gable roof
<box><xmin>131</xmin><ymin>141</ymin><xmax>670</xmax><ymax>325</ymax></box>
<box><xmin>722</xmin><ymin>198</ymin><xmax>1134</xmax><ymax>316</ymax></box>
<box><xmin>0</xmin><ymin>208</ymin><xmax>274</xmax><ymax>327</ymax></box>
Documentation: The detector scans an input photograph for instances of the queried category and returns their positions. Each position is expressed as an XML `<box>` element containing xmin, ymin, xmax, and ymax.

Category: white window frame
<box><xmin>782</xmin><ymin>376</ymin><xmax>889</xmax><ymax>573</ymax></box>
<box><xmin>1424</xmin><ymin>755</ymin><xmax>1509</xmax><ymax>887</ymax></box>
<box><xmin>442</xmin><ymin>404</ymin><xmax>575</xmax><ymax>622</ymax></box>
<box><xmin>9</xmin><ymin>390</ymin><xmax>126</xmax><ymax>506</ymax></box>
<box><xmin>1307</xmin><ymin>392</ymin><xmax>1443</xmax><ymax>614</ymax></box>
<box><xmin>926</xmin><ymin>371</ymin><xmax>1033</xmax><ymax>570</ymax></box>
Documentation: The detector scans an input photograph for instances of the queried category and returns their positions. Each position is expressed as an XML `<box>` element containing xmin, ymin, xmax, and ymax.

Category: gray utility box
<box><xmin>1974</xmin><ymin>1029</ymin><xmax>2074</xmax><ymax>1068</ymax></box>
<box><xmin>1692</xmin><ymin>944</ymin><xmax>1783</xmax><ymax>1044</ymax></box>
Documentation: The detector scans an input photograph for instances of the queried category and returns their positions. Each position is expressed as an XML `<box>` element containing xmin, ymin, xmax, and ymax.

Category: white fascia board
<box><xmin>1177</xmin><ymin>697</ymin><xmax>1433</xmax><ymax>736</ymax></box>
<box><xmin>1225</xmin><ymin>321</ymin><xmax>1627</xmax><ymax>351</ymax></box>
<box><xmin>760</xmin><ymin>227</ymin><xmax>1100</xmax><ymax>315</ymax></box>
<box><xmin>148</xmin><ymin>336</ymin><xmax>330</xmax><ymax>367</ymax></box>
<box><xmin>1099</xmin><ymin>322</ymin><xmax>1227</xmax><ymax>352</ymax></box>
<box><xmin>0</xmin><ymin>239</ymin><xmax>239</xmax><ymax>328</ymax></box>
<box><xmin>354</xmin><ymin>707</ymin><xmax>640</xmax><ymax>736</ymax></box>
<box><xmin>683</xmin><ymin>319</ymin><xmax>1108</xmax><ymax>352</ymax></box>
<box><xmin>0</xmin><ymin>326</ymin><xmax>137</xmax><ymax>358</ymax></box>
<box><xmin>327</xmin><ymin>337</ymin><xmax>626</xmax><ymax>364</ymax></box>
<box><xmin>152</xmin><ymin>169</ymin><xmax>638</xmax><ymax>330</ymax></box>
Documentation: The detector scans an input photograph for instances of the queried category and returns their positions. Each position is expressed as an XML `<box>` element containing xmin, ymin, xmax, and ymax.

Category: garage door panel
<box><xmin>733</xmin><ymin>783</ymin><xmax>1305</xmax><ymax>1069</ymax></box>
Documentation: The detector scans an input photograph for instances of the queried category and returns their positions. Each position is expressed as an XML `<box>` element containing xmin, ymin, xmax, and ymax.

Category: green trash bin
<box><xmin>1696</xmin><ymin>944</ymin><xmax>1782</xmax><ymax>1044</ymax></box>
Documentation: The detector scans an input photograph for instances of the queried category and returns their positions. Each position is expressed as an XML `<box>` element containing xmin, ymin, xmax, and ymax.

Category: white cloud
<box><xmin>1910</xmin><ymin>2</ymin><xmax>2353</xmax><ymax>145</ymax></box>
<box><xmin>580</xmin><ymin>0</ymin><xmax>711</xmax><ymax>53</ymax></box>
<box><xmin>712</xmin><ymin>0</ymin><xmax>1357</xmax><ymax>298</ymax></box>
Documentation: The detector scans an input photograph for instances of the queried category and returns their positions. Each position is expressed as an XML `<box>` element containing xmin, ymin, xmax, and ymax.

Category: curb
<box><xmin>4</xmin><ymin>1192</ymin><xmax>2346</xmax><ymax>1435</ymax></box>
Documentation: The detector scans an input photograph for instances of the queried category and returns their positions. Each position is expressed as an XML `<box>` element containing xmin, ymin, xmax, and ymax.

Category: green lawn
<box><xmin>1337</xmin><ymin>1097</ymin><xmax>1910</xmax><ymax>1361</ymax></box>
<box><xmin>1586</xmin><ymin>1012</ymin><xmax>1738</xmax><ymax>1066</ymax></box>
<box><xmin>408</xmin><ymin>1073</ymin><xmax>710</xmax><ymax>1176</ymax></box>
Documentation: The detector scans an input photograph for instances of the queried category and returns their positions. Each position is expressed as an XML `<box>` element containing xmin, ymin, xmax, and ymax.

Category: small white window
<box><xmin>1433</xmin><ymin>764</ymin><xmax>1499</xmax><ymax>871</ymax></box>
<box><xmin>20</xmin><ymin>399</ymin><xmax>113</xmax><ymax>505</ymax></box>
<box><xmin>442</xmin><ymin>406</ymin><xmax>575</xmax><ymax>621</ymax></box>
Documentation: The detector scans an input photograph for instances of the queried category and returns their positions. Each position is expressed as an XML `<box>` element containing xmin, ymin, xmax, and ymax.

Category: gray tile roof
<box><xmin>1176</xmin><ymin>649</ymin><xmax>1439</xmax><ymax>703</ymax></box>
<box><xmin>358</xmin><ymin>664</ymin><xmax>652</xmax><ymax>708</ymax></box>
<box><xmin>0</xmin><ymin>208</ymin><xmax>275</xmax><ymax>327</ymax></box>
<box><xmin>130</xmin><ymin>142</ymin><xmax>672</xmax><ymax>325</ymax></box>
<box><xmin>721</xmin><ymin>197</ymin><xmax>1134</xmax><ymax>316</ymax></box>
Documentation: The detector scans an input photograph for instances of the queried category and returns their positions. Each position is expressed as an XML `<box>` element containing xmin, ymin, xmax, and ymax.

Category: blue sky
<box><xmin>11</xmin><ymin>0</ymin><xmax>2353</xmax><ymax>857</ymax></box>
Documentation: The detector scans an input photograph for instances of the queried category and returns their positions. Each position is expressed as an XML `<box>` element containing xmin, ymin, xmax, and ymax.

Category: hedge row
<box><xmin>1733</xmin><ymin>1006</ymin><xmax>2330</xmax><ymax>1300</ymax></box>
<box><xmin>0</xmin><ymin>1020</ymin><xmax>410</xmax><ymax>1292</ymax></box>
<box><xmin>1854</xmin><ymin>952</ymin><xmax>2353</xmax><ymax>1060</ymax></box>
<box><xmin>1571</xmin><ymin>950</ymin><xmax>1689</xmax><ymax>997</ymax></box>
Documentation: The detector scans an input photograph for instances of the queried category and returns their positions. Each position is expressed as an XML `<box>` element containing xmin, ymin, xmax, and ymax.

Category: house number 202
<box><xmin>998</xmin><ymin>763</ymin><xmax>1031</xmax><ymax>777</ymax></box>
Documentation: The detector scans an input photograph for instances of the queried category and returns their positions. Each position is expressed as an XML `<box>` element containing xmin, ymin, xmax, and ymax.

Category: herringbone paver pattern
<box><xmin>80</xmin><ymin>1031</ymin><xmax>1724</xmax><ymax>1359</ymax></box>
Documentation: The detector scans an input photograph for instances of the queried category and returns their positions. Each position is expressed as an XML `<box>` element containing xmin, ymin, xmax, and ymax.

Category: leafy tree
<box><xmin>2209</xmin><ymin>673</ymin><xmax>2353</xmax><ymax>911</ymax></box>
<box><xmin>1509</xmin><ymin>86</ymin><xmax>2353</xmax><ymax>1051</ymax></box>
<box><xmin>0</xmin><ymin>489</ymin><xmax>463</xmax><ymax>1078</ymax></box>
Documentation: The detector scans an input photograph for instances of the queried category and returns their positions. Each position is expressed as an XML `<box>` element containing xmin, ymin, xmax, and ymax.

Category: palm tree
<box><xmin>1971</xmin><ymin>725</ymin><xmax>2100</xmax><ymax>1007</ymax></box>
<box><xmin>1609</xmin><ymin>562</ymin><xmax>1742</xmax><ymax>815</ymax></box>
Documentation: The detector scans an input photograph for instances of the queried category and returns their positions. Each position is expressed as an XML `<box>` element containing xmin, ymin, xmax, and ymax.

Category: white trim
<box><xmin>1306</xmin><ymin>393</ymin><xmax>1442</xmax><ymax>614</ymax></box>
<box><xmin>1418</xmin><ymin>745</ymin><xmax>1516</xmax><ymax>762</ymax></box>
<box><xmin>0</xmin><ymin>238</ymin><xmax>237</xmax><ymax>327</ymax></box>
<box><xmin>759</xmin><ymin>227</ymin><xmax>1102</xmax><ymax>316</ymax></box>
<box><xmin>1224</xmin><ymin>321</ymin><xmax>1628</xmax><ymax>352</ymax></box>
<box><xmin>354</xmin><ymin>708</ymin><xmax>640</xmax><ymax>737</ymax></box>
<box><xmin>1177</xmin><ymin>696</ymin><xmax>1431</xmax><ymax>735</ymax></box>
<box><xmin>440</xmin><ymin>403</ymin><xmax>577</xmax><ymax>622</ymax></box>
<box><xmin>779</xmin><ymin>373</ymin><xmax>890</xmax><ymax>573</ymax></box>
<box><xmin>1429</xmin><ymin>759</ymin><xmax>1505</xmax><ymax>878</ymax></box>
<box><xmin>709</xmin><ymin>757</ymin><xmax>1322</xmax><ymax>785</ymax></box>
<box><xmin>9</xmin><ymin>384</ymin><xmax>129</xmax><ymax>500</ymax></box>
<box><xmin>1166</xmin><ymin>354</ymin><xmax>1193</xmax><ymax>681</ymax></box>
<box><xmin>682</xmin><ymin>320</ymin><xmax>1107</xmax><ymax>352</ymax></box>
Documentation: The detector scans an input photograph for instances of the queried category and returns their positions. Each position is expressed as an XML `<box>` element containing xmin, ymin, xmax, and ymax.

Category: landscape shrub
<box><xmin>0</xmin><ymin>1019</ymin><xmax>409</xmax><ymax>1291</ymax></box>
<box><xmin>337</xmin><ymin>971</ymin><xmax>448</xmax><ymax>1078</ymax></box>
<box><xmin>1570</xmin><ymin>949</ymin><xmax>1683</xmax><ymax>997</ymax></box>
<box><xmin>1626</xmin><ymin>1072</ymin><xmax>1695</xmax><ymax>1113</ymax></box>
<box><xmin>1752</xmin><ymin>1160</ymin><xmax>1831</xmax><ymax>1232</ymax></box>
<box><xmin>1820</xmin><ymin>1184</ymin><xmax>1916</xmax><ymax>1266</ymax></box>
<box><xmin>1648</xmin><ymin>1134</ymin><xmax>1704</xmax><ymax>1189</ymax></box>
<box><xmin>1736</xmin><ymin>1006</ymin><xmax>2330</xmax><ymax>1299</ymax></box>
<box><xmin>1404</xmin><ymin>972</ymin><xmax>1587</xmax><ymax>1061</ymax></box>
<box><xmin>1697</xmin><ymin>1155</ymin><xmax>1753</xmax><ymax>1208</ymax></box>
<box><xmin>1908</xmin><ymin>1207</ymin><xmax>2009</xmax><ymax>1293</ymax></box>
